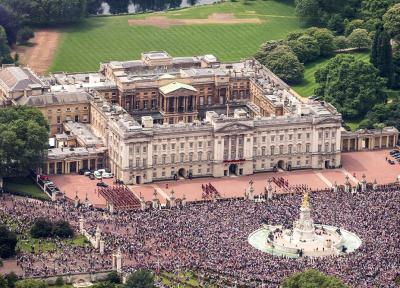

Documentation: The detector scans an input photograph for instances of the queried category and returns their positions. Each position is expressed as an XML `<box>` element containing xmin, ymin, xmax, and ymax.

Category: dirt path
<box><xmin>13</xmin><ymin>30</ymin><xmax>60</xmax><ymax>75</ymax></box>
<box><xmin>128</xmin><ymin>13</ymin><xmax>263</xmax><ymax>28</ymax></box>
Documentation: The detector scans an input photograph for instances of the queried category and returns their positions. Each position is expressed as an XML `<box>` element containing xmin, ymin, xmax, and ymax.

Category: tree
<box><xmin>288</xmin><ymin>35</ymin><xmax>320</xmax><ymax>63</ymax></box>
<box><xmin>5</xmin><ymin>272</ymin><xmax>18</xmax><ymax>288</ymax></box>
<box><xmin>263</xmin><ymin>46</ymin><xmax>304</xmax><ymax>84</ymax></box>
<box><xmin>15</xmin><ymin>280</ymin><xmax>47</xmax><ymax>288</ymax></box>
<box><xmin>30</xmin><ymin>218</ymin><xmax>53</xmax><ymax>238</ymax></box>
<box><xmin>295</xmin><ymin>0</ymin><xmax>320</xmax><ymax>26</ymax></box>
<box><xmin>282</xmin><ymin>269</ymin><xmax>347</xmax><ymax>288</ymax></box>
<box><xmin>0</xmin><ymin>4</ymin><xmax>19</xmax><ymax>45</ymax></box>
<box><xmin>0</xmin><ymin>225</ymin><xmax>17</xmax><ymax>259</ymax></box>
<box><xmin>383</xmin><ymin>3</ymin><xmax>400</xmax><ymax>40</ymax></box>
<box><xmin>361</xmin><ymin>0</ymin><xmax>398</xmax><ymax>23</ymax></box>
<box><xmin>0</xmin><ymin>274</ymin><xmax>7</xmax><ymax>288</ymax></box>
<box><xmin>315</xmin><ymin>54</ymin><xmax>386</xmax><ymax>120</ymax></box>
<box><xmin>54</xmin><ymin>277</ymin><xmax>64</xmax><ymax>287</ymax></box>
<box><xmin>106</xmin><ymin>271</ymin><xmax>121</xmax><ymax>284</ymax></box>
<box><xmin>0</xmin><ymin>0</ymin><xmax>87</xmax><ymax>26</ymax></box>
<box><xmin>0</xmin><ymin>106</ymin><xmax>48</xmax><ymax>178</ymax></box>
<box><xmin>371</xmin><ymin>25</ymin><xmax>393</xmax><ymax>86</ymax></box>
<box><xmin>347</xmin><ymin>28</ymin><xmax>372</xmax><ymax>49</ymax></box>
<box><xmin>333</xmin><ymin>36</ymin><xmax>349</xmax><ymax>50</ymax></box>
<box><xmin>0</xmin><ymin>26</ymin><xmax>12</xmax><ymax>64</ymax></box>
<box><xmin>361</xmin><ymin>97</ymin><xmax>400</xmax><ymax>130</ymax></box>
<box><xmin>52</xmin><ymin>220</ymin><xmax>74</xmax><ymax>238</ymax></box>
<box><xmin>254</xmin><ymin>40</ymin><xmax>285</xmax><ymax>63</ymax></box>
<box><xmin>392</xmin><ymin>42</ymin><xmax>400</xmax><ymax>88</ymax></box>
<box><xmin>125</xmin><ymin>270</ymin><xmax>155</xmax><ymax>288</ymax></box>
<box><xmin>344</xmin><ymin>19</ymin><xmax>365</xmax><ymax>36</ymax></box>
<box><xmin>16</xmin><ymin>27</ymin><xmax>34</xmax><ymax>45</ymax></box>
<box><xmin>327</xmin><ymin>13</ymin><xmax>345</xmax><ymax>34</ymax></box>
<box><xmin>92</xmin><ymin>282</ymin><xmax>115</xmax><ymax>288</ymax></box>
<box><xmin>307</xmin><ymin>28</ymin><xmax>335</xmax><ymax>56</ymax></box>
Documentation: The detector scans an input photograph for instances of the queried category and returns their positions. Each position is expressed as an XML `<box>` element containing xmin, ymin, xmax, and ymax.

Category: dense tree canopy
<box><xmin>282</xmin><ymin>269</ymin><xmax>347</xmax><ymax>288</ymax></box>
<box><xmin>0</xmin><ymin>106</ymin><xmax>48</xmax><ymax>178</ymax></box>
<box><xmin>125</xmin><ymin>270</ymin><xmax>155</xmax><ymax>288</ymax></box>
<box><xmin>263</xmin><ymin>45</ymin><xmax>304</xmax><ymax>84</ymax></box>
<box><xmin>361</xmin><ymin>96</ymin><xmax>400</xmax><ymax>130</ymax></box>
<box><xmin>0</xmin><ymin>225</ymin><xmax>17</xmax><ymax>259</ymax></box>
<box><xmin>0</xmin><ymin>26</ymin><xmax>12</xmax><ymax>64</ymax></box>
<box><xmin>294</xmin><ymin>0</ymin><xmax>360</xmax><ymax>30</ymax></box>
<box><xmin>347</xmin><ymin>28</ymin><xmax>372</xmax><ymax>49</ymax></box>
<box><xmin>0</xmin><ymin>0</ymin><xmax>87</xmax><ymax>26</ymax></box>
<box><xmin>30</xmin><ymin>218</ymin><xmax>74</xmax><ymax>239</ymax></box>
<box><xmin>315</xmin><ymin>54</ymin><xmax>386</xmax><ymax>120</ymax></box>
<box><xmin>371</xmin><ymin>25</ymin><xmax>393</xmax><ymax>85</ymax></box>
<box><xmin>383</xmin><ymin>3</ymin><xmax>400</xmax><ymax>39</ymax></box>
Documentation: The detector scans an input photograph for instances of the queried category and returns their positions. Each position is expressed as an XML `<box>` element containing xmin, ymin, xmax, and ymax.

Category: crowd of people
<box><xmin>1</xmin><ymin>183</ymin><xmax>400</xmax><ymax>287</ymax></box>
<box><xmin>201</xmin><ymin>183</ymin><xmax>221</xmax><ymax>200</ymax></box>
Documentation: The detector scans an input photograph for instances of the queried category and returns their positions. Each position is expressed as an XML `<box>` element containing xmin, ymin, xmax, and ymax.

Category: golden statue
<box><xmin>302</xmin><ymin>191</ymin><xmax>309</xmax><ymax>208</ymax></box>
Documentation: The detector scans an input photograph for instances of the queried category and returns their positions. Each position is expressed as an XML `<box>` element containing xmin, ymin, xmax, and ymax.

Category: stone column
<box><xmin>95</xmin><ymin>226</ymin><xmax>101</xmax><ymax>249</ymax></box>
<box><xmin>247</xmin><ymin>180</ymin><xmax>254</xmax><ymax>201</ymax></box>
<box><xmin>99</xmin><ymin>240</ymin><xmax>105</xmax><ymax>255</ymax></box>
<box><xmin>170</xmin><ymin>189</ymin><xmax>176</xmax><ymax>208</ymax></box>
<box><xmin>373</xmin><ymin>179</ymin><xmax>378</xmax><ymax>191</ymax></box>
<box><xmin>140</xmin><ymin>196</ymin><xmax>146</xmax><ymax>211</ymax></box>
<box><xmin>361</xmin><ymin>174</ymin><xmax>367</xmax><ymax>192</ymax></box>
<box><xmin>79</xmin><ymin>217</ymin><xmax>84</xmax><ymax>233</ymax></box>
<box><xmin>152</xmin><ymin>189</ymin><xmax>159</xmax><ymax>209</ymax></box>
<box><xmin>267</xmin><ymin>178</ymin><xmax>273</xmax><ymax>200</ymax></box>
<box><xmin>332</xmin><ymin>181</ymin><xmax>338</xmax><ymax>193</ymax></box>
<box><xmin>182</xmin><ymin>194</ymin><xmax>187</xmax><ymax>207</ymax></box>
<box><xmin>345</xmin><ymin>175</ymin><xmax>351</xmax><ymax>193</ymax></box>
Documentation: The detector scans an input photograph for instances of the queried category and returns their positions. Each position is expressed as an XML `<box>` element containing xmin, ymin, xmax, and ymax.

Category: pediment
<box><xmin>216</xmin><ymin>122</ymin><xmax>254</xmax><ymax>133</ymax></box>
<box><xmin>315</xmin><ymin>117</ymin><xmax>340</xmax><ymax>125</ymax></box>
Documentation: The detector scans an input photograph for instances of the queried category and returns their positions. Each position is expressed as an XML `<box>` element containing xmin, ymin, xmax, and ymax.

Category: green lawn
<box><xmin>49</xmin><ymin>0</ymin><xmax>303</xmax><ymax>72</ymax></box>
<box><xmin>17</xmin><ymin>235</ymin><xmax>89</xmax><ymax>254</ymax></box>
<box><xmin>292</xmin><ymin>51</ymin><xmax>370</xmax><ymax>98</ymax></box>
<box><xmin>3</xmin><ymin>177</ymin><xmax>50</xmax><ymax>201</ymax></box>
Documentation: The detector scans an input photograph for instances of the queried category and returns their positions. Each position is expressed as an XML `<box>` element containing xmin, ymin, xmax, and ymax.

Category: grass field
<box><xmin>49</xmin><ymin>0</ymin><xmax>302</xmax><ymax>72</ymax></box>
<box><xmin>292</xmin><ymin>51</ymin><xmax>371</xmax><ymax>97</ymax></box>
<box><xmin>17</xmin><ymin>235</ymin><xmax>88</xmax><ymax>254</ymax></box>
<box><xmin>3</xmin><ymin>177</ymin><xmax>50</xmax><ymax>201</ymax></box>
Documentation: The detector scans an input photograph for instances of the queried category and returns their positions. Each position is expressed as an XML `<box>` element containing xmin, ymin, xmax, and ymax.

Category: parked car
<box><xmin>390</xmin><ymin>150</ymin><xmax>399</xmax><ymax>155</ymax></box>
<box><xmin>96</xmin><ymin>182</ymin><xmax>108</xmax><ymax>187</ymax></box>
<box><xmin>79</xmin><ymin>168</ymin><xmax>93</xmax><ymax>175</ymax></box>
<box><xmin>102</xmin><ymin>172</ymin><xmax>113</xmax><ymax>179</ymax></box>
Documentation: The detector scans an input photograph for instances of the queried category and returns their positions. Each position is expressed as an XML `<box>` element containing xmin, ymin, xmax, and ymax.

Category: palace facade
<box><xmin>0</xmin><ymin>51</ymin><xmax>398</xmax><ymax>184</ymax></box>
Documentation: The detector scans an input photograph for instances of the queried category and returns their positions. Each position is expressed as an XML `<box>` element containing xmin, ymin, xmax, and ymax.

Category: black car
<box><xmin>96</xmin><ymin>182</ymin><xmax>108</xmax><ymax>187</ymax></box>
<box><xmin>79</xmin><ymin>168</ymin><xmax>92</xmax><ymax>175</ymax></box>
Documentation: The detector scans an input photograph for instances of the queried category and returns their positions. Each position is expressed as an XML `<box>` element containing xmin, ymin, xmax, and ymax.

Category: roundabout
<box><xmin>248</xmin><ymin>192</ymin><xmax>362</xmax><ymax>258</ymax></box>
